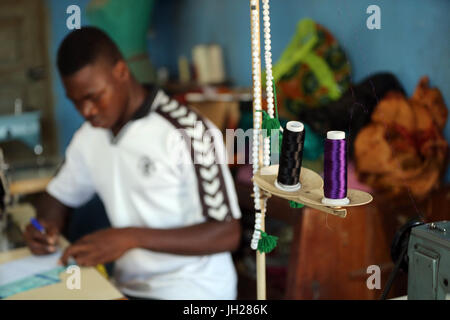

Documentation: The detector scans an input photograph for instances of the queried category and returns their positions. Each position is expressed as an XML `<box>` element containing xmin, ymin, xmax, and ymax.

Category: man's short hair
<box><xmin>57</xmin><ymin>26</ymin><xmax>124</xmax><ymax>77</ymax></box>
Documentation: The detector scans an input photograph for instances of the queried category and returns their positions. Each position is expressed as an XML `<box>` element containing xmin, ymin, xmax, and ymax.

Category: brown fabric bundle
<box><xmin>354</xmin><ymin>77</ymin><xmax>448</xmax><ymax>199</ymax></box>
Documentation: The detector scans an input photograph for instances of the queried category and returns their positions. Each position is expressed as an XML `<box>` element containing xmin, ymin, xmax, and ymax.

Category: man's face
<box><xmin>62</xmin><ymin>59</ymin><xmax>129</xmax><ymax>129</ymax></box>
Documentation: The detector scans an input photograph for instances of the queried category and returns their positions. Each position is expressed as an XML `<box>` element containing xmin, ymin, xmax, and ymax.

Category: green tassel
<box><xmin>256</xmin><ymin>230</ymin><xmax>279</xmax><ymax>253</ymax></box>
<box><xmin>256</xmin><ymin>79</ymin><xmax>281</xmax><ymax>136</ymax></box>
<box><xmin>254</xmin><ymin>79</ymin><xmax>283</xmax><ymax>153</ymax></box>
<box><xmin>289</xmin><ymin>201</ymin><xmax>304</xmax><ymax>208</ymax></box>
<box><xmin>255</xmin><ymin>110</ymin><xmax>281</xmax><ymax>137</ymax></box>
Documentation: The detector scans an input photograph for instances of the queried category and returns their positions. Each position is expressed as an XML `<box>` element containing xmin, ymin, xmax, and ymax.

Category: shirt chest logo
<box><xmin>138</xmin><ymin>156</ymin><xmax>155</xmax><ymax>177</ymax></box>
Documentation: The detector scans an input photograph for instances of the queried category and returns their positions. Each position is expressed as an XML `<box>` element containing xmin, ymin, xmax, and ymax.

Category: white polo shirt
<box><xmin>47</xmin><ymin>87</ymin><xmax>242</xmax><ymax>300</ymax></box>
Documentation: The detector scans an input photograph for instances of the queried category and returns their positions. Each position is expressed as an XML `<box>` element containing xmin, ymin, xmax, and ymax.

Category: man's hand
<box><xmin>59</xmin><ymin>228</ymin><xmax>136</xmax><ymax>266</ymax></box>
<box><xmin>23</xmin><ymin>220</ymin><xmax>60</xmax><ymax>255</ymax></box>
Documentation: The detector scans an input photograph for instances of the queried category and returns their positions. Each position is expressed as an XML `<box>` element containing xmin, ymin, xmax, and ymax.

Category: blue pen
<box><xmin>31</xmin><ymin>218</ymin><xmax>45</xmax><ymax>234</ymax></box>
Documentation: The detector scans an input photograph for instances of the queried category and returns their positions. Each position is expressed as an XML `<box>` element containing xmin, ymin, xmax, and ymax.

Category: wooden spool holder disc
<box><xmin>253</xmin><ymin>164</ymin><xmax>373</xmax><ymax>218</ymax></box>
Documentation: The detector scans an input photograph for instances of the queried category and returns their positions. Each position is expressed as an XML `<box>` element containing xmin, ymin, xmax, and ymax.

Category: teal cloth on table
<box><xmin>0</xmin><ymin>266</ymin><xmax>66</xmax><ymax>299</ymax></box>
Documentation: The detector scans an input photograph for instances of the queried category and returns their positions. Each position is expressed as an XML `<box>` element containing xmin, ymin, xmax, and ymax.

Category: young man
<box><xmin>23</xmin><ymin>27</ymin><xmax>242</xmax><ymax>299</ymax></box>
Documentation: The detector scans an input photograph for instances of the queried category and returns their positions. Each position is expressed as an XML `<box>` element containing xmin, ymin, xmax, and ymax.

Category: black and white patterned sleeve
<box><xmin>156</xmin><ymin>94</ymin><xmax>241</xmax><ymax>221</ymax></box>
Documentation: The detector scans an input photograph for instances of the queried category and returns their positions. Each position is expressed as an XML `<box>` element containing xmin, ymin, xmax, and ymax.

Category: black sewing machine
<box><xmin>382</xmin><ymin>219</ymin><xmax>450</xmax><ymax>300</ymax></box>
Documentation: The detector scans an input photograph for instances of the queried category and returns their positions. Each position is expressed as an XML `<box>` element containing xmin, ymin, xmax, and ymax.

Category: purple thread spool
<box><xmin>321</xmin><ymin>131</ymin><xmax>350</xmax><ymax>206</ymax></box>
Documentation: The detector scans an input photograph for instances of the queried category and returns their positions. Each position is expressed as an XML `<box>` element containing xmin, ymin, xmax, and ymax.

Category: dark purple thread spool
<box><xmin>322</xmin><ymin>131</ymin><xmax>350</xmax><ymax>206</ymax></box>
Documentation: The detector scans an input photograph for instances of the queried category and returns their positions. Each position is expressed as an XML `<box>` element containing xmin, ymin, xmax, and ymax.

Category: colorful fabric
<box><xmin>354</xmin><ymin>77</ymin><xmax>448</xmax><ymax>199</ymax></box>
<box><xmin>272</xmin><ymin>18</ymin><xmax>351</xmax><ymax>119</ymax></box>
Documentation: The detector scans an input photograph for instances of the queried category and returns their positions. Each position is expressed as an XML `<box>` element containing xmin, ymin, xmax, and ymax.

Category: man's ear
<box><xmin>112</xmin><ymin>60</ymin><xmax>130</xmax><ymax>82</ymax></box>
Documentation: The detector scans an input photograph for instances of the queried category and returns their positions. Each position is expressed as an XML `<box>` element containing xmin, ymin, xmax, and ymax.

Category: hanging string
<box><xmin>322</xmin><ymin>131</ymin><xmax>350</xmax><ymax>205</ymax></box>
<box><xmin>257</xmin><ymin>80</ymin><xmax>282</xmax><ymax>144</ymax></box>
<box><xmin>256</xmin><ymin>110</ymin><xmax>280</xmax><ymax>137</ymax></box>
<box><xmin>272</xmin><ymin>79</ymin><xmax>279</xmax><ymax>120</ymax></box>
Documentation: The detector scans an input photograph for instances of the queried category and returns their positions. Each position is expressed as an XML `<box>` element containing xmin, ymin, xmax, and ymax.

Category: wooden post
<box><xmin>249</xmin><ymin>0</ymin><xmax>266</xmax><ymax>300</ymax></box>
<box><xmin>257</xmin><ymin>200</ymin><xmax>266</xmax><ymax>300</ymax></box>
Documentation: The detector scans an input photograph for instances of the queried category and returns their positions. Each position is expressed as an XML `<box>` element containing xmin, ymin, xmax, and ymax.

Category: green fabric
<box><xmin>301</xmin><ymin>51</ymin><xmax>341</xmax><ymax>99</ymax></box>
<box><xmin>272</xmin><ymin>18</ymin><xmax>342</xmax><ymax>101</ymax></box>
<box><xmin>273</xmin><ymin>19</ymin><xmax>317</xmax><ymax>83</ymax></box>
<box><xmin>86</xmin><ymin>0</ymin><xmax>155</xmax><ymax>58</ymax></box>
<box><xmin>257</xmin><ymin>230</ymin><xmax>278</xmax><ymax>254</ymax></box>
<box><xmin>127</xmin><ymin>56</ymin><xmax>156</xmax><ymax>84</ymax></box>
<box><xmin>302</xmin><ymin>123</ymin><xmax>322</xmax><ymax>160</ymax></box>
<box><xmin>238</xmin><ymin>112</ymin><xmax>253</xmax><ymax>131</ymax></box>
<box><xmin>86</xmin><ymin>0</ymin><xmax>156</xmax><ymax>82</ymax></box>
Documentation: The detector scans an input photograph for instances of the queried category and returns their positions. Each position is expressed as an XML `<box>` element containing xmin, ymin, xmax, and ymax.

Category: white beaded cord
<box><xmin>262</xmin><ymin>0</ymin><xmax>274</xmax><ymax>168</ymax></box>
<box><xmin>250</xmin><ymin>0</ymin><xmax>276</xmax><ymax>250</ymax></box>
<box><xmin>250</xmin><ymin>0</ymin><xmax>264</xmax><ymax>250</ymax></box>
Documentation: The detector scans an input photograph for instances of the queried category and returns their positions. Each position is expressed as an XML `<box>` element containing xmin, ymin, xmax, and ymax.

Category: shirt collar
<box><xmin>131</xmin><ymin>83</ymin><xmax>159</xmax><ymax>120</ymax></box>
<box><xmin>108</xmin><ymin>84</ymin><xmax>159</xmax><ymax>144</ymax></box>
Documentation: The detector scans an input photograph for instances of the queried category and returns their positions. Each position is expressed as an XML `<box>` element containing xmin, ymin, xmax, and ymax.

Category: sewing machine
<box><xmin>0</xmin><ymin>148</ymin><xmax>29</xmax><ymax>252</ymax></box>
<box><xmin>407</xmin><ymin>221</ymin><xmax>450</xmax><ymax>299</ymax></box>
<box><xmin>0</xmin><ymin>149</ymin><xmax>11</xmax><ymax>251</ymax></box>
<box><xmin>0</xmin><ymin>100</ymin><xmax>43</xmax><ymax>156</ymax></box>
<box><xmin>382</xmin><ymin>219</ymin><xmax>450</xmax><ymax>300</ymax></box>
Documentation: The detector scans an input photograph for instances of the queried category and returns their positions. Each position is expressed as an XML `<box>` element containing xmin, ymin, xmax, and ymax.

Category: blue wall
<box><xmin>149</xmin><ymin>0</ymin><xmax>449</xmax><ymax>133</ymax></box>
<box><xmin>47</xmin><ymin>0</ymin><xmax>450</xmax><ymax>180</ymax></box>
<box><xmin>47</xmin><ymin>0</ymin><xmax>90</xmax><ymax>152</ymax></box>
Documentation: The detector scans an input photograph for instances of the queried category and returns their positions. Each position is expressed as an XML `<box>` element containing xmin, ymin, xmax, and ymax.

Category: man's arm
<box><xmin>130</xmin><ymin>218</ymin><xmax>241</xmax><ymax>255</ymax></box>
<box><xmin>34</xmin><ymin>192</ymin><xmax>72</xmax><ymax>232</ymax></box>
<box><xmin>59</xmin><ymin>219</ymin><xmax>241</xmax><ymax>266</ymax></box>
<box><xmin>26</xmin><ymin>125</ymin><xmax>96</xmax><ymax>255</ymax></box>
<box><xmin>23</xmin><ymin>192</ymin><xmax>72</xmax><ymax>255</ymax></box>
